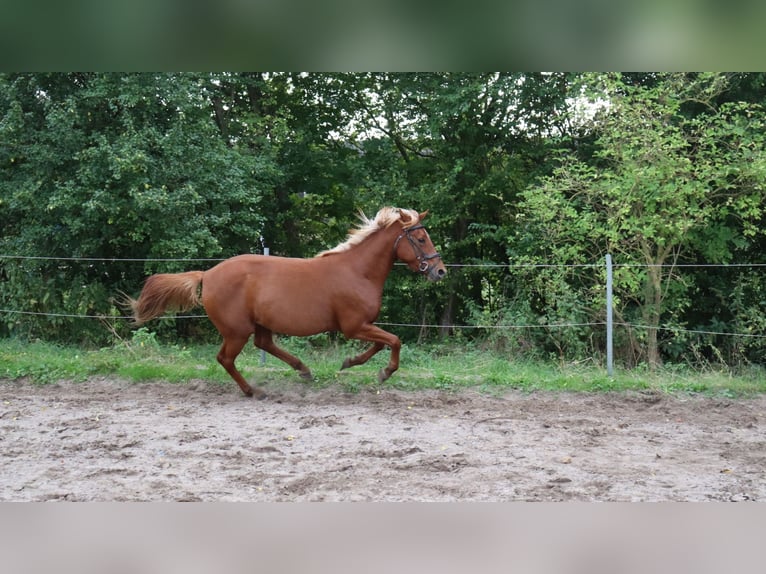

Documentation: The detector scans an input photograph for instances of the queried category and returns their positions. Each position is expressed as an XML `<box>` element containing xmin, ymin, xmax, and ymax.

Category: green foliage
<box><xmin>1</xmin><ymin>72</ymin><xmax>765</xmax><ymax>372</ymax></box>
<box><xmin>516</xmin><ymin>73</ymin><xmax>766</xmax><ymax>368</ymax></box>
<box><xmin>0</xmin><ymin>73</ymin><xmax>273</xmax><ymax>343</ymax></box>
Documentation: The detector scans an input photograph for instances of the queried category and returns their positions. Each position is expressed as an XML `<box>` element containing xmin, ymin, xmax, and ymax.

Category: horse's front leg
<box><xmin>343</xmin><ymin>324</ymin><xmax>401</xmax><ymax>383</ymax></box>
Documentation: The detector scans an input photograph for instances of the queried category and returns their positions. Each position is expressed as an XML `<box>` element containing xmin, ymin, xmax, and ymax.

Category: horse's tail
<box><xmin>127</xmin><ymin>271</ymin><xmax>204</xmax><ymax>325</ymax></box>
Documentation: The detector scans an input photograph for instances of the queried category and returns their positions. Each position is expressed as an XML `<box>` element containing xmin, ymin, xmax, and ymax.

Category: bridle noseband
<box><xmin>393</xmin><ymin>225</ymin><xmax>442</xmax><ymax>274</ymax></box>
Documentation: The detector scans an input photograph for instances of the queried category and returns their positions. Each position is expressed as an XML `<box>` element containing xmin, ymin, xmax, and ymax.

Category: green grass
<box><xmin>1</xmin><ymin>336</ymin><xmax>764</xmax><ymax>397</ymax></box>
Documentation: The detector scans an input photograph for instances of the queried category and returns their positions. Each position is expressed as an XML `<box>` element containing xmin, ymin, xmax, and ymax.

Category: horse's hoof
<box><xmin>340</xmin><ymin>359</ymin><xmax>351</xmax><ymax>370</ymax></box>
<box><xmin>299</xmin><ymin>371</ymin><xmax>313</xmax><ymax>381</ymax></box>
<box><xmin>252</xmin><ymin>388</ymin><xmax>267</xmax><ymax>401</ymax></box>
<box><xmin>377</xmin><ymin>369</ymin><xmax>390</xmax><ymax>384</ymax></box>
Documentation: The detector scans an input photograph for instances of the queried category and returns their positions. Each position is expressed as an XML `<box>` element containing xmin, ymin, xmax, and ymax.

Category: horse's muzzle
<box><xmin>425</xmin><ymin>261</ymin><xmax>447</xmax><ymax>282</ymax></box>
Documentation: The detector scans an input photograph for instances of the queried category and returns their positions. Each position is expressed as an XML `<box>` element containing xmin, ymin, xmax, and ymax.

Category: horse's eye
<box><xmin>418</xmin><ymin>237</ymin><xmax>426</xmax><ymax>244</ymax></box>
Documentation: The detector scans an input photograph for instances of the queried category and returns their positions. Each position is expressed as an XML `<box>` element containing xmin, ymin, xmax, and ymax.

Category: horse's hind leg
<box><xmin>216</xmin><ymin>335</ymin><xmax>265</xmax><ymax>399</ymax></box>
<box><xmin>340</xmin><ymin>342</ymin><xmax>385</xmax><ymax>370</ymax></box>
<box><xmin>254</xmin><ymin>325</ymin><xmax>313</xmax><ymax>381</ymax></box>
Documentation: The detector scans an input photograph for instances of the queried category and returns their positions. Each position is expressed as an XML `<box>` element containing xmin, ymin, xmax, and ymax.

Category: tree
<box><xmin>517</xmin><ymin>73</ymin><xmax>766</xmax><ymax>368</ymax></box>
<box><xmin>325</xmin><ymin>73</ymin><xmax>575</xmax><ymax>334</ymax></box>
<box><xmin>0</xmin><ymin>73</ymin><xmax>273</xmax><ymax>343</ymax></box>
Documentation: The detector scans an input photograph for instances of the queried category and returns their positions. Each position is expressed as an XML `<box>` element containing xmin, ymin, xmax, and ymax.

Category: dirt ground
<box><xmin>1</xmin><ymin>377</ymin><xmax>764</xmax><ymax>501</ymax></box>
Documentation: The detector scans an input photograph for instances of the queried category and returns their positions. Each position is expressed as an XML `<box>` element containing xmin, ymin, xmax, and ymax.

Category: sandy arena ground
<box><xmin>1</xmin><ymin>377</ymin><xmax>764</xmax><ymax>501</ymax></box>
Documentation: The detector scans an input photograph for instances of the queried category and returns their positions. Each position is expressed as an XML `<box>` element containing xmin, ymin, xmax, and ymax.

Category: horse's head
<box><xmin>394</xmin><ymin>210</ymin><xmax>447</xmax><ymax>282</ymax></box>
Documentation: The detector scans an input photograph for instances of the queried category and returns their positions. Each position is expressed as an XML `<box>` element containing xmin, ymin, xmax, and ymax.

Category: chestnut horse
<box><xmin>127</xmin><ymin>207</ymin><xmax>446</xmax><ymax>398</ymax></box>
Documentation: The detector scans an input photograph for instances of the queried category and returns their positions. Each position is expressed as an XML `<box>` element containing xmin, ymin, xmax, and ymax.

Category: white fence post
<box><xmin>606</xmin><ymin>253</ymin><xmax>614</xmax><ymax>376</ymax></box>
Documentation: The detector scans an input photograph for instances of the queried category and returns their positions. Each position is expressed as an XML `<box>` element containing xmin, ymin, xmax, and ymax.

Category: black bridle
<box><xmin>393</xmin><ymin>224</ymin><xmax>442</xmax><ymax>273</ymax></box>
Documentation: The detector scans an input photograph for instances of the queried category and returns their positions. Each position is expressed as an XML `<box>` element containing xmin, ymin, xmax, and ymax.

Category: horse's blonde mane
<box><xmin>317</xmin><ymin>207</ymin><xmax>420</xmax><ymax>257</ymax></box>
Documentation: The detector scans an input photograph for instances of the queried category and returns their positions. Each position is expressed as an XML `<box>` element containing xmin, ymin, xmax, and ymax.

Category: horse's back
<box><xmin>201</xmin><ymin>253</ymin><xmax>339</xmax><ymax>336</ymax></box>
<box><xmin>205</xmin><ymin>254</ymin><xmax>322</xmax><ymax>289</ymax></box>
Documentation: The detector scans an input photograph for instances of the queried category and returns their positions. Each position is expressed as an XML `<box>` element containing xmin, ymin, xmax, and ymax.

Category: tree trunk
<box><xmin>439</xmin><ymin>290</ymin><xmax>456</xmax><ymax>338</ymax></box>
<box><xmin>211</xmin><ymin>96</ymin><xmax>229</xmax><ymax>142</ymax></box>
<box><xmin>643</xmin><ymin>264</ymin><xmax>663</xmax><ymax>371</ymax></box>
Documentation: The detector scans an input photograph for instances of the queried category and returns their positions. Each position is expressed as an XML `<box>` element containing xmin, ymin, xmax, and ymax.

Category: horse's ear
<box><xmin>419</xmin><ymin>210</ymin><xmax>429</xmax><ymax>221</ymax></box>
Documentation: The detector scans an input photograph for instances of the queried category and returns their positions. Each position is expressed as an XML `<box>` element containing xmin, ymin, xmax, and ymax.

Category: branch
<box><xmin>357</xmin><ymin>98</ymin><xmax>435</xmax><ymax>161</ymax></box>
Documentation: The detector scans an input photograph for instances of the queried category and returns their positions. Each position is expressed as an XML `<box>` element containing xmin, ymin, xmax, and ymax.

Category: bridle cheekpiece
<box><xmin>393</xmin><ymin>224</ymin><xmax>442</xmax><ymax>274</ymax></box>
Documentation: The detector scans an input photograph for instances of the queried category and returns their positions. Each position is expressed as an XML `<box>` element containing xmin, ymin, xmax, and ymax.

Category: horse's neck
<box><xmin>339</xmin><ymin>226</ymin><xmax>399</xmax><ymax>285</ymax></box>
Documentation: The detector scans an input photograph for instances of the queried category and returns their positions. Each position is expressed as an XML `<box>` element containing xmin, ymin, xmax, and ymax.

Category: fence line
<box><xmin>2</xmin><ymin>255</ymin><xmax>764</xmax><ymax>358</ymax></box>
<box><xmin>0</xmin><ymin>309</ymin><xmax>206</xmax><ymax>320</ymax></box>
<box><xmin>616</xmin><ymin>322</ymin><xmax>766</xmax><ymax>339</ymax></box>
<box><xmin>614</xmin><ymin>263</ymin><xmax>766</xmax><ymax>268</ymax></box>
<box><xmin>0</xmin><ymin>307</ymin><xmax>603</xmax><ymax>329</ymax></box>
<box><xmin>2</xmin><ymin>254</ymin><xmax>765</xmax><ymax>268</ymax></box>
<box><xmin>0</xmin><ymin>254</ymin><xmax>595</xmax><ymax>268</ymax></box>
<box><xmin>382</xmin><ymin>321</ymin><xmax>766</xmax><ymax>339</ymax></box>
<box><xmin>375</xmin><ymin>321</ymin><xmax>606</xmax><ymax>329</ymax></box>
<box><xmin>2</xmin><ymin>307</ymin><xmax>764</xmax><ymax>340</ymax></box>
<box><xmin>0</xmin><ymin>255</ymin><xmax>227</xmax><ymax>262</ymax></box>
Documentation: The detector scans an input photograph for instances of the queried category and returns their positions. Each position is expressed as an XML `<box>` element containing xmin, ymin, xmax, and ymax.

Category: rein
<box><xmin>393</xmin><ymin>225</ymin><xmax>442</xmax><ymax>273</ymax></box>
